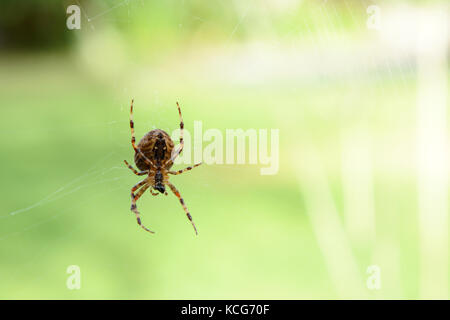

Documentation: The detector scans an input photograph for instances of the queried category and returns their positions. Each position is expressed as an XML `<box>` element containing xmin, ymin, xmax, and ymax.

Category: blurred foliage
<box><xmin>0</xmin><ymin>0</ymin><xmax>369</xmax><ymax>51</ymax></box>
<box><xmin>0</xmin><ymin>0</ymin><xmax>448</xmax><ymax>299</ymax></box>
<box><xmin>0</xmin><ymin>0</ymin><xmax>73</xmax><ymax>50</ymax></box>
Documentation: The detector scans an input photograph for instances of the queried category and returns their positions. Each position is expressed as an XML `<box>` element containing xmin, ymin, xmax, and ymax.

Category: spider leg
<box><xmin>129</xmin><ymin>99</ymin><xmax>156</xmax><ymax>168</ymax></box>
<box><xmin>130</xmin><ymin>179</ymin><xmax>155</xmax><ymax>234</ymax></box>
<box><xmin>167</xmin><ymin>181</ymin><xmax>198</xmax><ymax>235</ymax></box>
<box><xmin>169</xmin><ymin>162</ymin><xmax>202</xmax><ymax>175</ymax></box>
<box><xmin>124</xmin><ymin>160</ymin><xmax>148</xmax><ymax>176</ymax></box>
<box><xmin>150</xmin><ymin>188</ymin><xmax>159</xmax><ymax>196</ymax></box>
<box><xmin>165</xmin><ymin>102</ymin><xmax>184</xmax><ymax>166</ymax></box>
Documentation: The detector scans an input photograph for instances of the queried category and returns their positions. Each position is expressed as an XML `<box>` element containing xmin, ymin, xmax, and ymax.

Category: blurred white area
<box><xmin>341</xmin><ymin>126</ymin><xmax>376</xmax><ymax>247</ymax></box>
<box><xmin>73</xmin><ymin>2</ymin><xmax>449</xmax><ymax>88</ymax></box>
<box><xmin>415</xmin><ymin>7</ymin><xmax>448</xmax><ymax>299</ymax></box>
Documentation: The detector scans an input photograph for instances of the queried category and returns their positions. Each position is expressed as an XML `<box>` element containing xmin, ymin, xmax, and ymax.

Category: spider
<box><xmin>123</xmin><ymin>99</ymin><xmax>202</xmax><ymax>235</ymax></box>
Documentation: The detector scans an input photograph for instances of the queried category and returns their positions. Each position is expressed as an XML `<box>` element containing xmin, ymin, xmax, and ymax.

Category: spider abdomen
<box><xmin>134</xmin><ymin>129</ymin><xmax>175</xmax><ymax>170</ymax></box>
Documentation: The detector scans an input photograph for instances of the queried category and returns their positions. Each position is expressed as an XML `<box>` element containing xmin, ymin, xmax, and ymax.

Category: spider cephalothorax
<box><xmin>124</xmin><ymin>100</ymin><xmax>202</xmax><ymax>235</ymax></box>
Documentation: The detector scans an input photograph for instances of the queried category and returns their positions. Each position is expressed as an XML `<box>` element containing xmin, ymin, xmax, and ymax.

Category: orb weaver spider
<box><xmin>124</xmin><ymin>99</ymin><xmax>202</xmax><ymax>235</ymax></box>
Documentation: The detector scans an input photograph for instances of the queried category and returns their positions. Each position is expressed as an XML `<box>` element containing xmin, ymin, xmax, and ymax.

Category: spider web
<box><xmin>0</xmin><ymin>0</ymin><xmax>405</xmax><ymax>261</ymax></box>
<box><xmin>1</xmin><ymin>0</ymin><xmax>447</xmax><ymax>298</ymax></box>
<box><xmin>0</xmin><ymin>2</ymin><xmax>238</xmax><ymax>272</ymax></box>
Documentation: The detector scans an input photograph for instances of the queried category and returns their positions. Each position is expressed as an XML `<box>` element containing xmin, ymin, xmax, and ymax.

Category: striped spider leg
<box><xmin>130</xmin><ymin>179</ymin><xmax>154</xmax><ymax>233</ymax></box>
<box><xmin>129</xmin><ymin>99</ymin><xmax>156</xmax><ymax>169</ymax></box>
<box><xmin>166</xmin><ymin>181</ymin><xmax>198</xmax><ymax>235</ymax></box>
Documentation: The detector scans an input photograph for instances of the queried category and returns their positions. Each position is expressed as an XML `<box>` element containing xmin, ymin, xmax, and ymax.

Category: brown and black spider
<box><xmin>123</xmin><ymin>99</ymin><xmax>202</xmax><ymax>235</ymax></box>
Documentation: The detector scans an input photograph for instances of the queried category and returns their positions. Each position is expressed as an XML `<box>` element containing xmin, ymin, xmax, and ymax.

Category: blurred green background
<box><xmin>0</xmin><ymin>0</ymin><xmax>449</xmax><ymax>299</ymax></box>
